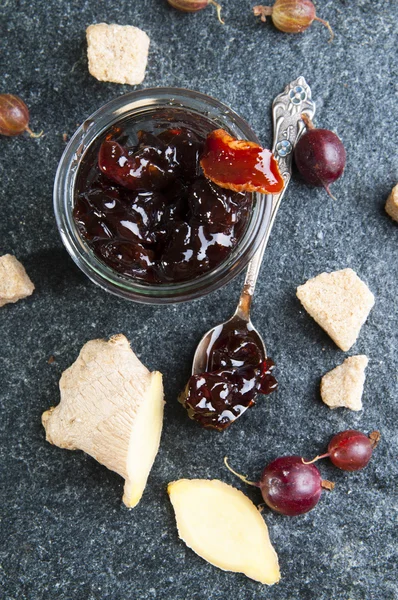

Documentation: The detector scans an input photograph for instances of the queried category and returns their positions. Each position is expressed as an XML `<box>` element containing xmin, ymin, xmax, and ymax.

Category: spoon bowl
<box><xmin>192</xmin><ymin>313</ymin><xmax>266</xmax><ymax>375</ymax></box>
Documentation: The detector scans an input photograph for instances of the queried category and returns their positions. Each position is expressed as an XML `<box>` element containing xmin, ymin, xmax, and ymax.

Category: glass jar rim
<box><xmin>53</xmin><ymin>87</ymin><xmax>272</xmax><ymax>304</ymax></box>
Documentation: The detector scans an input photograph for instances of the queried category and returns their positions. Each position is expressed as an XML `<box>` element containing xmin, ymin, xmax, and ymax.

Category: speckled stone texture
<box><xmin>0</xmin><ymin>1</ymin><xmax>397</xmax><ymax>599</ymax></box>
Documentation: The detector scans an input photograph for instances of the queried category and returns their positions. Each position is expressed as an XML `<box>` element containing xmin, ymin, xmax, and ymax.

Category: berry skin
<box><xmin>260</xmin><ymin>455</ymin><xmax>323</xmax><ymax>516</ymax></box>
<box><xmin>327</xmin><ymin>430</ymin><xmax>374</xmax><ymax>472</ymax></box>
<box><xmin>294</xmin><ymin>114</ymin><xmax>346</xmax><ymax>198</ymax></box>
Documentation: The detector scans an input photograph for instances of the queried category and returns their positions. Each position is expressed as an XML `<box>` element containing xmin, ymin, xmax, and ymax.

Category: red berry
<box><xmin>328</xmin><ymin>430</ymin><xmax>373</xmax><ymax>471</ymax></box>
<box><xmin>0</xmin><ymin>94</ymin><xmax>42</xmax><ymax>138</ymax></box>
<box><xmin>0</xmin><ymin>94</ymin><xmax>29</xmax><ymax>136</ymax></box>
<box><xmin>294</xmin><ymin>115</ymin><xmax>346</xmax><ymax>197</ymax></box>
<box><xmin>260</xmin><ymin>455</ymin><xmax>323</xmax><ymax>516</ymax></box>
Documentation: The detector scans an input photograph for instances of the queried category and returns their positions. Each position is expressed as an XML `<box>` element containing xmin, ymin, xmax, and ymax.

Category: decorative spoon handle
<box><xmin>235</xmin><ymin>76</ymin><xmax>316</xmax><ymax>320</ymax></box>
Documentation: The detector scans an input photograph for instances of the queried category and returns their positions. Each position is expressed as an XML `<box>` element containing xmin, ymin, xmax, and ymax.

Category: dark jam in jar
<box><xmin>180</xmin><ymin>323</ymin><xmax>278</xmax><ymax>431</ymax></box>
<box><xmin>73</xmin><ymin>121</ymin><xmax>252</xmax><ymax>284</ymax></box>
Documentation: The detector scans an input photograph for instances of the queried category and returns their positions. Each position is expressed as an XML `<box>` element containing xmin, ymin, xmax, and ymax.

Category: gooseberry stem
<box><xmin>301</xmin><ymin>452</ymin><xmax>330</xmax><ymax>465</ymax></box>
<box><xmin>369</xmin><ymin>430</ymin><xmax>381</xmax><ymax>448</ymax></box>
<box><xmin>323</xmin><ymin>183</ymin><xmax>337</xmax><ymax>201</ymax></box>
<box><xmin>224</xmin><ymin>456</ymin><xmax>259</xmax><ymax>487</ymax></box>
<box><xmin>301</xmin><ymin>113</ymin><xmax>315</xmax><ymax>130</ymax></box>
<box><xmin>26</xmin><ymin>126</ymin><xmax>44</xmax><ymax>139</ymax></box>
<box><xmin>209</xmin><ymin>0</ymin><xmax>225</xmax><ymax>24</ymax></box>
<box><xmin>302</xmin><ymin>453</ymin><xmax>330</xmax><ymax>465</ymax></box>
<box><xmin>253</xmin><ymin>5</ymin><xmax>273</xmax><ymax>22</ymax></box>
<box><xmin>314</xmin><ymin>16</ymin><xmax>334</xmax><ymax>43</ymax></box>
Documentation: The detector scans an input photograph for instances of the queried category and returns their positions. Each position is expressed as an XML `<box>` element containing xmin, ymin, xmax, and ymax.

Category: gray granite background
<box><xmin>1</xmin><ymin>1</ymin><xmax>397</xmax><ymax>599</ymax></box>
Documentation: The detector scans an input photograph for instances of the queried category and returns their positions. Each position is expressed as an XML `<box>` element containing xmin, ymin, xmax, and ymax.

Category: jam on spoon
<box><xmin>179</xmin><ymin>322</ymin><xmax>277</xmax><ymax>431</ymax></box>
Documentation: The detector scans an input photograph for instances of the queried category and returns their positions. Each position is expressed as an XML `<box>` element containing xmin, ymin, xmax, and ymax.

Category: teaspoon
<box><xmin>192</xmin><ymin>76</ymin><xmax>316</xmax><ymax>376</ymax></box>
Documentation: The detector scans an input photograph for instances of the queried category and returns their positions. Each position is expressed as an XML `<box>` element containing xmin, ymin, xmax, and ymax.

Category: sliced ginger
<box><xmin>42</xmin><ymin>334</ymin><xmax>164</xmax><ymax>508</ymax></box>
<box><xmin>168</xmin><ymin>479</ymin><xmax>280</xmax><ymax>585</ymax></box>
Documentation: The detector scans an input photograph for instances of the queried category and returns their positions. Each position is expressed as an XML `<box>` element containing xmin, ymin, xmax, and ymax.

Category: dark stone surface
<box><xmin>0</xmin><ymin>1</ymin><xmax>397</xmax><ymax>599</ymax></box>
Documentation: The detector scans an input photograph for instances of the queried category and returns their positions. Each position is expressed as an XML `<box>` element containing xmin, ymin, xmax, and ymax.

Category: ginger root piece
<box><xmin>296</xmin><ymin>268</ymin><xmax>375</xmax><ymax>351</ymax></box>
<box><xmin>42</xmin><ymin>334</ymin><xmax>164</xmax><ymax>508</ymax></box>
<box><xmin>385</xmin><ymin>183</ymin><xmax>398</xmax><ymax>222</ymax></box>
<box><xmin>321</xmin><ymin>355</ymin><xmax>368</xmax><ymax>411</ymax></box>
<box><xmin>0</xmin><ymin>254</ymin><xmax>34</xmax><ymax>307</ymax></box>
<box><xmin>168</xmin><ymin>479</ymin><xmax>280</xmax><ymax>585</ymax></box>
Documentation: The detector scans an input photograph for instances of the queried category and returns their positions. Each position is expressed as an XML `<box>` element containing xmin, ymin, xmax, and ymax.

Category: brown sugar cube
<box><xmin>321</xmin><ymin>355</ymin><xmax>368</xmax><ymax>411</ymax></box>
<box><xmin>385</xmin><ymin>184</ymin><xmax>398</xmax><ymax>222</ymax></box>
<box><xmin>86</xmin><ymin>23</ymin><xmax>150</xmax><ymax>85</ymax></box>
<box><xmin>296</xmin><ymin>268</ymin><xmax>374</xmax><ymax>351</ymax></box>
<box><xmin>0</xmin><ymin>254</ymin><xmax>35</xmax><ymax>307</ymax></box>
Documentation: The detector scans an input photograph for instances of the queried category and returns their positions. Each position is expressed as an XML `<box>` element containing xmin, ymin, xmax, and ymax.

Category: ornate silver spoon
<box><xmin>192</xmin><ymin>77</ymin><xmax>316</xmax><ymax>377</ymax></box>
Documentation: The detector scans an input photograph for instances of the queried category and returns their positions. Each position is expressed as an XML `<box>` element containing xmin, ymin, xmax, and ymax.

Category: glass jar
<box><xmin>53</xmin><ymin>87</ymin><xmax>272</xmax><ymax>304</ymax></box>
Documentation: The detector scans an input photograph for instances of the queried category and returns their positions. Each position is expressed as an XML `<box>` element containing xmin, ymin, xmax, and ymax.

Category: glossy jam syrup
<box><xmin>73</xmin><ymin>121</ymin><xmax>252</xmax><ymax>284</ymax></box>
<box><xmin>200</xmin><ymin>129</ymin><xmax>284</xmax><ymax>194</ymax></box>
<box><xmin>180</xmin><ymin>325</ymin><xmax>278</xmax><ymax>431</ymax></box>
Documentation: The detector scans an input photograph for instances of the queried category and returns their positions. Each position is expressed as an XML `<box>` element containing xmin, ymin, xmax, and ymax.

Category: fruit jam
<box><xmin>73</xmin><ymin>118</ymin><xmax>253</xmax><ymax>284</ymax></box>
<box><xmin>180</xmin><ymin>324</ymin><xmax>278</xmax><ymax>431</ymax></box>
